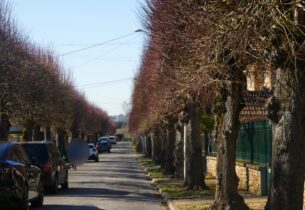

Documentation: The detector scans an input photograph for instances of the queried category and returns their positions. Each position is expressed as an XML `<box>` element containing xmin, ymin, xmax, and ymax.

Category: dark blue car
<box><xmin>0</xmin><ymin>142</ymin><xmax>44</xmax><ymax>210</ymax></box>
<box><xmin>97</xmin><ymin>140</ymin><xmax>111</xmax><ymax>153</ymax></box>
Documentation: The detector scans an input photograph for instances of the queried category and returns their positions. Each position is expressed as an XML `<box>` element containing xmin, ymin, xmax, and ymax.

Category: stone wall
<box><xmin>235</xmin><ymin>162</ymin><xmax>248</xmax><ymax>191</ymax></box>
<box><xmin>206</xmin><ymin>157</ymin><xmax>305</xmax><ymax>201</ymax></box>
<box><xmin>248</xmin><ymin>168</ymin><xmax>261</xmax><ymax>195</ymax></box>
<box><xmin>206</xmin><ymin>156</ymin><xmax>216</xmax><ymax>177</ymax></box>
<box><xmin>206</xmin><ymin>156</ymin><xmax>268</xmax><ymax>196</ymax></box>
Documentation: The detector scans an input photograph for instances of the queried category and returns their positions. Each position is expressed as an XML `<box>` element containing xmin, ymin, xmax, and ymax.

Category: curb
<box><xmin>167</xmin><ymin>200</ymin><xmax>178</xmax><ymax>210</ymax></box>
<box><xmin>137</xmin><ymin>156</ymin><xmax>179</xmax><ymax>210</ymax></box>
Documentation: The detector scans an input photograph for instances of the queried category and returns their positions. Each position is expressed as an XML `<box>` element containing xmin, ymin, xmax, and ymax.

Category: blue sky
<box><xmin>9</xmin><ymin>0</ymin><xmax>146</xmax><ymax>116</ymax></box>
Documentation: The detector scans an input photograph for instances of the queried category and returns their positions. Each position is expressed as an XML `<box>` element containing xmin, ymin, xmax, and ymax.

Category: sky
<box><xmin>9</xmin><ymin>0</ymin><xmax>146</xmax><ymax>116</ymax></box>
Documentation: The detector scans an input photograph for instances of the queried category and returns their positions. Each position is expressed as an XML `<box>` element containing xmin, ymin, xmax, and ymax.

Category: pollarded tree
<box><xmin>0</xmin><ymin>1</ymin><xmax>27</xmax><ymax>141</ymax></box>
<box><xmin>141</xmin><ymin>0</ymin><xmax>212</xmax><ymax>189</ymax></box>
<box><xmin>264</xmin><ymin>1</ymin><xmax>305</xmax><ymax>209</ymax></box>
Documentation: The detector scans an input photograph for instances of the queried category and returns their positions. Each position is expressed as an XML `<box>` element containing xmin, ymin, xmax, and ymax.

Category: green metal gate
<box><xmin>237</xmin><ymin>120</ymin><xmax>272</xmax><ymax>165</ymax></box>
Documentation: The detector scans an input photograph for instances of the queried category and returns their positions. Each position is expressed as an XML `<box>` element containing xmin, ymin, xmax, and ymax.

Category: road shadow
<box><xmin>32</xmin><ymin>205</ymin><xmax>103</xmax><ymax>210</ymax></box>
<box><xmin>47</xmin><ymin>187</ymin><xmax>162</xmax><ymax>202</ymax></box>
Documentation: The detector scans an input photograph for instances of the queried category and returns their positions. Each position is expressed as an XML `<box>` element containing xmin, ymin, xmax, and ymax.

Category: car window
<box><xmin>88</xmin><ymin>145</ymin><xmax>94</xmax><ymax>149</ymax></box>
<box><xmin>21</xmin><ymin>144</ymin><xmax>48</xmax><ymax>164</ymax></box>
<box><xmin>6</xmin><ymin>145</ymin><xmax>30</xmax><ymax>164</ymax></box>
<box><xmin>0</xmin><ymin>143</ymin><xmax>10</xmax><ymax>160</ymax></box>
<box><xmin>48</xmin><ymin>144</ymin><xmax>61</xmax><ymax>159</ymax></box>
<box><xmin>16</xmin><ymin>145</ymin><xmax>30</xmax><ymax>164</ymax></box>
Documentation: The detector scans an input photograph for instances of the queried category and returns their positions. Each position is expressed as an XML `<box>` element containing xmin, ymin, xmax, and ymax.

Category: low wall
<box><xmin>206</xmin><ymin>156</ymin><xmax>267</xmax><ymax>196</ymax></box>
<box><xmin>206</xmin><ymin>156</ymin><xmax>216</xmax><ymax>177</ymax></box>
<box><xmin>235</xmin><ymin>162</ymin><xmax>248</xmax><ymax>190</ymax></box>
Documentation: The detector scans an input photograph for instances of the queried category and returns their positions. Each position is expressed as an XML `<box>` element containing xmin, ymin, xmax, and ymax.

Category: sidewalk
<box><xmin>137</xmin><ymin>155</ymin><xmax>267</xmax><ymax>210</ymax></box>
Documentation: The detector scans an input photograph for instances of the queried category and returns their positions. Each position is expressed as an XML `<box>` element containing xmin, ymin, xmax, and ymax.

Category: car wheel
<box><xmin>95</xmin><ymin>155</ymin><xmax>99</xmax><ymax>162</ymax></box>
<box><xmin>61</xmin><ymin>180</ymin><xmax>69</xmax><ymax>189</ymax></box>
<box><xmin>61</xmin><ymin>174</ymin><xmax>69</xmax><ymax>189</ymax></box>
<box><xmin>31</xmin><ymin>179</ymin><xmax>44</xmax><ymax>207</ymax></box>
<box><xmin>50</xmin><ymin>175</ymin><xmax>58</xmax><ymax>193</ymax></box>
<box><xmin>20</xmin><ymin>184</ymin><xmax>29</xmax><ymax>210</ymax></box>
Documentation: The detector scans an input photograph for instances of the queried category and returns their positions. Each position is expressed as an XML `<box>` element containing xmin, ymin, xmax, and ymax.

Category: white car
<box><xmin>88</xmin><ymin>143</ymin><xmax>99</xmax><ymax>162</ymax></box>
<box><xmin>109</xmin><ymin>136</ymin><xmax>117</xmax><ymax>144</ymax></box>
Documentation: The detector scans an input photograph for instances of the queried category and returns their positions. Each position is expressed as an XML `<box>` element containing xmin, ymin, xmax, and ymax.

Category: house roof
<box><xmin>240</xmin><ymin>89</ymin><xmax>272</xmax><ymax>122</ymax></box>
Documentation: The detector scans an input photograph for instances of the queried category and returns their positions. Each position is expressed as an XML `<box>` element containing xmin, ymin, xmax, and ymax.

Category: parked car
<box><xmin>109</xmin><ymin>136</ymin><xmax>117</xmax><ymax>144</ymax></box>
<box><xmin>98</xmin><ymin>137</ymin><xmax>111</xmax><ymax>148</ymax></box>
<box><xmin>96</xmin><ymin>140</ymin><xmax>111</xmax><ymax>153</ymax></box>
<box><xmin>21</xmin><ymin>141</ymin><xmax>69</xmax><ymax>193</ymax></box>
<box><xmin>0</xmin><ymin>142</ymin><xmax>44</xmax><ymax>210</ymax></box>
<box><xmin>88</xmin><ymin>143</ymin><xmax>99</xmax><ymax>162</ymax></box>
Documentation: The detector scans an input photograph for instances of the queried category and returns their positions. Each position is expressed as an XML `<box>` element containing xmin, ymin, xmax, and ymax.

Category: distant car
<box><xmin>21</xmin><ymin>141</ymin><xmax>69</xmax><ymax>193</ymax></box>
<box><xmin>109</xmin><ymin>136</ymin><xmax>117</xmax><ymax>144</ymax></box>
<box><xmin>98</xmin><ymin>137</ymin><xmax>111</xmax><ymax>148</ymax></box>
<box><xmin>97</xmin><ymin>140</ymin><xmax>111</xmax><ymax>153</ymax></box>
<box><xmin>0</xmin><ymin>142</ymin><xmax>44</xmax><ymax>210</ymax></box>
<box><xmin>88</xmin><ymin>143</ymin><xmax>99</xmax><ymax>162</ymax></box>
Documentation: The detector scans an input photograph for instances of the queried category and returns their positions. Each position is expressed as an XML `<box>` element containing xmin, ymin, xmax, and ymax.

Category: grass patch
<box><xmin>204</xmin><ymin>175</ymin><xmax>215</xmax><ymax>179</ymax></box>
<box><xmin>137</xmin><ymin>154</ymin><xmax>216</xmax><ymax>200</ymax></box>
<box><xmin>178</xmin><ymin>204</ymin><xmax>210</xmax><ymax>210</ymax></box>
<box><xmin>160</xmin><ymin>184</ymin><xmax>214</xmax><ymax>199</ymax></box>
<box><xmin>147</xmin><ymin>167</ymin><xmax>162</xmax><ymax>173</ymax></box>
<box><xmin>177</xmin><ymin>199</ymin><xmax>266</xmax><ymax>210</ymax></box>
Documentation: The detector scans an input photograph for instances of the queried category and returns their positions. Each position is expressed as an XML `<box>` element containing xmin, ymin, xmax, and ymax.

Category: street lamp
<box><xmin>134</xmin><ymin>29</ymin><xmax>145</xmax><ymax>33</ymax></box>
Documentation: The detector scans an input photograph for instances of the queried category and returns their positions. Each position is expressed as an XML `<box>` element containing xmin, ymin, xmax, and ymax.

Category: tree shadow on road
<box><xmin>32</xmin><ymin>205</ymin><xmax>104</xmax><ymax>210</ymax></box>
<box><xmin>47</xmin><ymin>187</ymin><xmax>162</xmax><ymax>202</ymax></box>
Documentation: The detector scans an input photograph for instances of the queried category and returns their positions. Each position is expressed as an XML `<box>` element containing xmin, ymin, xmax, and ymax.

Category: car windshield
<box><xmin>88</xmin><ymin>145</ymin><xmax>94</xmax><ymax>149</ymax></box>
<box><xmin>100</xmin><ymin>141</ymin><xmax>108</xmax><ymax>144</ymax></box>
<box><xmin>99</xmin><ymin>137</ymin><xmax>108</xmax><ymax>141</ymax></box>
<box><xmin>21</xmin><ymin>144</ymin><xmax>48</xmax><ymax>164</ymax></box>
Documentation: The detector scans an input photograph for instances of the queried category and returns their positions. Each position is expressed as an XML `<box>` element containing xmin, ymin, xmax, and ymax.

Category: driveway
<box><xmin>34</xmin><ymin>141</ymin><xmax>164</xmax><ymax>210</ymax></box>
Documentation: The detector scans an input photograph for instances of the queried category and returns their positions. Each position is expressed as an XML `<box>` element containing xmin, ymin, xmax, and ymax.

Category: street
<box><xmin>35</xmin><ymin>142</ymin><xmax>164</xmax><ymax>210</ymax></box>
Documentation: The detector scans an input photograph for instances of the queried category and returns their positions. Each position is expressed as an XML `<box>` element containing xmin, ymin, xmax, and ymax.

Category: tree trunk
<box><xmin>265</xmin><ymin>68</ymin><xmax>305</xmax><ymax>210</ymax></box>
<box><xmin>45</xmin><ymin>126</ymin><xmax>51</xmax><ymax>139</ymax></box>
<box><xmin>160</xmin><ymin>131</ymin><xmax>166</xmax><ymax>169</ymax></box>
<box><xmin>57</xmin><ymin>128</ymin><xmax>67</xmax><ymax>157</ymax></box>
<box><xmin>23</xmin><ymin>123</ymin><xmax>33</xmax><ymax>142</ymax></box>
<box><xmin>0</xmin><ymin>114</ymin><xmax>10</xmax><ymax>141</ymax></box>
<box><xmin>151</xmin><ymin>129</ymin><xmax>162</xmax><ymax>164</ymax></box>
<box><xmin>174</xmin><ymin>122</ymin><xmax>184</xmax><ymax>178</ymax></box>
<box><xmin>209</xmin><ymin>81</ymin><xmax>249</xmax><ymax>210</ymax></box>
<box><xmin>150</xmin><ymin>132</ymin><xmax>154</xmax><ymax>158</ymax></box>
<box><xmin>202</xmin><ymin>132</ymin><xmax>209</xmax><ymax>173</ymax></box>
<box><xmin>33</xmin><ymin>125</ymin><xmax>43</xmax><ymax>141</ymax></box>
<box><xmin>163</xmin><ymin>119</ymin><xmax>176</xmax><ymax>174</ymax></box>
<box><xmin>184</xmin><ymin>102</ymin><xmax>206</xmax><ymax>190</ymax></box>
<box><xmin>135</xmin><ymin>135</ymin><xmax>142</xmax><ymax>152</ymax></box>
<box><xmin>144</xmin><ymin>134</ymin><xmax>152</xmax><ymax>157</ymax></box>
<box><xmin>174</xmin><ymin>139</ymin><xmax>184</xmax><ymax>178</ymax></box>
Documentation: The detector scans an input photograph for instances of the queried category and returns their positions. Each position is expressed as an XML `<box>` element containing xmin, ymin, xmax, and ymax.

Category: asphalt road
<box><xmin>34</xmin><ymin>141</ymin><xmax>164</xmax><ymax>210</ymax></box>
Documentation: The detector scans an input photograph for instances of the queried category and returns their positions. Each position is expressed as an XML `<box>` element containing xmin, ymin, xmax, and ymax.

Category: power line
<box><xmin>77</xmin><ymin>78</ymin><xmax>133</xmax><ymax>88</ymax></box>
<box><xmin>58</xmin><ymin>31</ymin><xmax>139</xmax><ymax>57</ymax></box>
<box><xmin>72</xmin><ymin>35</ymin><xmax>139</xmax><ymax>69</ymax></box>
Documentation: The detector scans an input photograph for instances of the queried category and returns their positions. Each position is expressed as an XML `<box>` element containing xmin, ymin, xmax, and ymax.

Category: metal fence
<box><xmin>237</xmin><ymin>120</ymin><xmax>272</xmax><ymax>164</ymax></box>
<box><xmin>207</xmin><ymin>120</ymin><xmax>272</xmax><ymax>165</ymax></box>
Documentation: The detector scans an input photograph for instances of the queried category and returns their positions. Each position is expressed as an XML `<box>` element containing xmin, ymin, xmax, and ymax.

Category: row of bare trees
<box><xmin>0</xmin><ymin>1</ymin><xmax>115</xmax><ymax>149</ymax></box>
<box><xmin>129</xmin><ymin>1</ymin><xmax>305</xmax><ymax>210</ymax></box>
